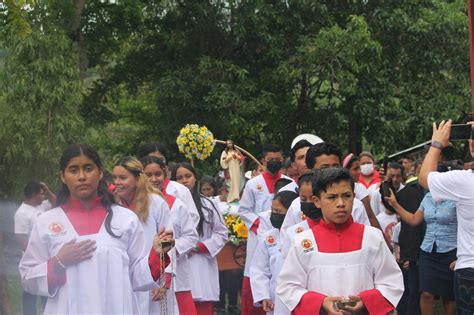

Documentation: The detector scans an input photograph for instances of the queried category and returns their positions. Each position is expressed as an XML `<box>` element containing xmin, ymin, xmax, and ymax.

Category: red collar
<box><xmin>319</xmin><ymin>216</ymin><xmax>354</xmax><ymax>231</ymax></box>
<box><xmin>63</xmin><ymin>196</ymin><xmax>103</xmax><ymax>212</ymax></box>
<box><xmin>358</xmin><ymin>170</ymin><xmax>381</xmax><ymax>188</ymax></box>
<box><xmin>120</xmin><ymin>192</ymin><xmax>136</xmax><ymax>209</ymax></box>
<box><xmin>163</xmin><ymin>192</ymin><xmax>176</xmax><ymax>209</ymax></box>
<box><xmin>163</xmin><ymin>179</ymin><xmax>171</xmax><ymax>192</ymax></box>
<box><xmin>262</xmin><ymin>171</ymin><xmax>282</xmax><ymax>193</ymax></box>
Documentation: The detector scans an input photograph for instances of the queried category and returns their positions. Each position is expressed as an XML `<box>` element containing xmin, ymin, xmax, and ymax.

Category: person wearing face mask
<box><xmin>250</xmin><ymin>191</ymin><xmax>299</xmax><ymax>315</ymax></box>
<box><xmin>238</xmin><ymin>144</ymin><xmax>293</xmax><ymax>315</ymax></box>
<box><xmin>358</xmin><ymin>151</ymin><xmax>381</xmax><ymax>194</ymax></box>
<box><xmin>279</xmin><ymin>172</ymin><xmax>322</xmax><ymax>260</ymax></box>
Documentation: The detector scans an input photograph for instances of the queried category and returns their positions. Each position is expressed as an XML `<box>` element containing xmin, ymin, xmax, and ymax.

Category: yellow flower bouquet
<box><xmin>176</xmin><ymin>124</ymin><xmax>216</xmax><ymax>160</ymax></box>
<box><xmin>223</xmin><ymin>213</ymin><xmax>248</xmax><ymax>245</ymax></box>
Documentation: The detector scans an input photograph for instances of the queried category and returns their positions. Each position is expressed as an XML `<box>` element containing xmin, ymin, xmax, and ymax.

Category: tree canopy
<box><xmin>0</xmin><ymin>0</ymin><xmax>471</xmax><ymax>199</ymax></box>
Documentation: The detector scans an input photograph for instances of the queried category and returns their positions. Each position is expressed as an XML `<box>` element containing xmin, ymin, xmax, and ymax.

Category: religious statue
<box><xmin>220</xmin><ymin>140</ymin><xmax>244</xmax><ymax>202</ymax></box>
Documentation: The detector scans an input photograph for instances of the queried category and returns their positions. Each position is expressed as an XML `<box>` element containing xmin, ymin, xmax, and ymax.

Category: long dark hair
<box><xmin>171</xmin><ymin>162</ymin><xmax>219</xmax><ymax>236</ymax></box>
<box><xmin>56</xmin><ymin>144</ymin><xmax>119</xmax><ymax>238</ymax></box>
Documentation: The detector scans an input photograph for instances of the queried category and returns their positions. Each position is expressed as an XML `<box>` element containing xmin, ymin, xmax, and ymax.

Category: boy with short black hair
<box><xmin>277</xmin><ymin>168</ymin><xmax>403</xmax><ymax>315</ymax></box>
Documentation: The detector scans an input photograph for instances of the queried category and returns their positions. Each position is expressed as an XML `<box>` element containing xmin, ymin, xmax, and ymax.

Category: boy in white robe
<box><xmin>238</xmin><ymin>144</ymin><xmax>292</xmax><ymax>315</ymax></box>
<box><xmin>277</xmin><ymin>168</ymin><xmax>404</xmax><ymax>314</ymax></box>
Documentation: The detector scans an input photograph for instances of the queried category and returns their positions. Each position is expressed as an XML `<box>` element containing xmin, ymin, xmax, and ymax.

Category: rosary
<box><xmin>158</xmin><ymin>243</ymin><xmax>175</xmax><ymax>315</ymax></box>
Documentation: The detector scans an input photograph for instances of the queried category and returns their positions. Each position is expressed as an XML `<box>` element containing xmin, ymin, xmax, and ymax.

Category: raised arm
<box><xmin>419</xmin><ymin>120</ymin><xmax>452</xmax><ymax>189</ymax></box>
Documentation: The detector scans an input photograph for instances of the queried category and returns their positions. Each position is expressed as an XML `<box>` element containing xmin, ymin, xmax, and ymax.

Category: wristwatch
<box><xmin>431</xmin><ymin>140</ymin><xmax>443</xmax><ymax>150</ymax></box>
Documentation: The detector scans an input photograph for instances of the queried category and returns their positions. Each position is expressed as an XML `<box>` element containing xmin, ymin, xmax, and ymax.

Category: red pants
<box><xmin>175</xmin><ymin>291</ymin><xmax>197</xmax><ymax>315</ymax></box>
<box><xmin>195</xmin><ymin>301</ymin><xmax>214</xmax><ymax>315</ymax></box>
<box><xmin>241</xmin><ymin>276</ymin><xmax>266</xmax><ymax>315</ymax></box>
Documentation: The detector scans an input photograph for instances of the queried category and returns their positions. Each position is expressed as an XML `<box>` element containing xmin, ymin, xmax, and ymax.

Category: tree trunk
<box><xmin>69</xmin><ymin>0</ymin><xmax>88</xmax><ymax>81</ymax></box>
<box><xmin>347</xmin><ymin>99</ymin><xmax>362</xmax><ymax>154</ymax></box>
<box><xmin>0</xmin><ymin>232</ymin><xmax>12</xmax><ymax>315</ymax></box>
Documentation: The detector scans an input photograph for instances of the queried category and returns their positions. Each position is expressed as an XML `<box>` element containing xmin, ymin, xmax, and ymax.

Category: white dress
<box><xmin>187</xmin><ymin>197</ymin><xmax>228</xmax><ymax>301</ymax></box>
<box><xmin>19</xmin><ymin>205</ymin><xmax>159</xmax><ymax>314</ymax></box>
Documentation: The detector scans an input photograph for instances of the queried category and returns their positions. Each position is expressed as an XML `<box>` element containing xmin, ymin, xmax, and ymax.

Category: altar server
<box><xmin>238</xmin><ymin>144</ymin><xmax>292</xmax><ymax>315</ymax></box>
<box><xmin>139</xmin><ymin>141</ymin><xmax>200</xmax><ymax>226</ymax></box>
<box><xmin>277</xmin><ymin>168</ymin><xmax>404</xmax><ymax>315</ymax></box>
<box><xmin>142</xmin><ymin>156</ymin><xmax>200</xmax><ymax>315</ymax></box>
<box><xmin>113</xmin><ymin>156</ymin><xmax>177</xmax><ymax>315</ymax></box>
<box><xmin>250</xmin><ymin>191</ymin><xmax>298</xmax><ymax>315</ymax></box>
<box><xmin>19</xmin><ymin>144</ymin><xmax>171</xmax><ymax>314</ymax></box>
<box><xmin>172</xmin><ymin>162</ymin><xmax>228</xmax><ymax>315</ymax></box>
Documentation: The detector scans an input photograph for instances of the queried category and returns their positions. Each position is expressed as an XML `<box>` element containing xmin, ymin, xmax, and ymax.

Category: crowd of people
<box><xmin>13</xmin><ymin>119</ymin><xmax>473</xmax><ymax>315</ymax></box>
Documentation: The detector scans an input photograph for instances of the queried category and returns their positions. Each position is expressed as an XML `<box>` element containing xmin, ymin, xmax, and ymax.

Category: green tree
<box><xmin>0</xmin><ymin>28</ymin><xmax>84</xmax><ymax>198</ymax></box>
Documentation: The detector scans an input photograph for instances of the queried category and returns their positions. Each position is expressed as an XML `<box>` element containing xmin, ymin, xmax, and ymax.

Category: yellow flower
<box><xmin>234</xmin><ymin>223</ymin><xmax>248</xmax><ymax>238</ymax></box>
<box><xmin>182</xmin><ymin>127</ymin><xmax>190</xmax><ymax>134</ymax></box>
<box><xmin>189</xmin><ymin>141</ymin><xmax>197</xmax><ymax>148</ymax></box>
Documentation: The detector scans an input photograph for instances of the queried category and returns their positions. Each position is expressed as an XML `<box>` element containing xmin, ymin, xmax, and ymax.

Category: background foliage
<box><xmin>0</xmin><ymin>0</ymin><xmax>471</xmax><ymax>199</ymax></box>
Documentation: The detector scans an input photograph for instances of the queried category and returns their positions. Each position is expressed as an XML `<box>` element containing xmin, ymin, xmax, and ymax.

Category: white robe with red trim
<box><xmin>165</xmin><ymin>196</ymin><xmax>199</xmax><ymax>292</ymax></box>
<box><xmin>276</xmin><ymin>222</ymin><xmax>403</xmax><ymax>314</ymax></box>
<box><xmin>187</xmin><ymin>197</ymin><xmax>228</xmax><ymax>301</ymax></box>
<box><xmin>250</xmin><ymin>228</ymin><xmax>290</xmax><ymax>315</ymax></box>
<box><xmin>238</xmin><ymin>173</ymin><xmax>291</xmax><ymax>277</ymax></box>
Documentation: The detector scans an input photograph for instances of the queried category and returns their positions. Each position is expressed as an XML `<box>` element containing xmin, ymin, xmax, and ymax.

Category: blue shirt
<box><xmin>419</xmin><ymin>192</ymin><xmax>457</xmax><ymax>253</ymax></box>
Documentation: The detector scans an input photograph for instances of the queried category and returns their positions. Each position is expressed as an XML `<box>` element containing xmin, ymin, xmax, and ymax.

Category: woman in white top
<box><xmin>113</xmin><ymin>156</ymin><xmax>176</xmax><ymax>315</ymax></box>
<box><xmin>19</xmin><ymin>144</ymin><xmax>171</xmax><ymax>314</ymax></box>
<box><xmin>172</xmin><ymin>162</ymin><xmax>228</xmax><ymax>315</ymax></box>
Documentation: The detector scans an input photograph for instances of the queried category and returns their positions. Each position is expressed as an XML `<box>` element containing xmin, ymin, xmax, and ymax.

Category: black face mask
<box><xmin>270</xmin><ymin>212</ymin><xmax>286</xmax><ymax>229</ymax></box>
<box><xmin>266</xmin><ymin>160</ymin><xmax>282</xmax><ymax>174</ymax></box>
<box><xmin>300</xmin><ymin>202</ymin><xmax>322</xmax><ymax>221</ymax></box>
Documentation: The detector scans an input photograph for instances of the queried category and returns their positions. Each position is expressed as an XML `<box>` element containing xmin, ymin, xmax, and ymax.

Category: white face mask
<box><xmin>360</xmin><ymin>163</ymin><xmax>374</xmax><ymax>176</ymax></box>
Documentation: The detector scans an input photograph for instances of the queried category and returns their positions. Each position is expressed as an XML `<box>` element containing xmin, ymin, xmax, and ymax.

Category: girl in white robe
<box><xmin>19</xmin><ymin>144</ymin><xmax>171</xmax><ymax>314</ymax></box>
<box><xmin>113</xmin><ymin>156</ymin><xmax>177</xmax><ymax>315</ymax></box>
<box><xmin>172</xmin><ymin>162</ymin><xmax>228</xmax><ymax>315</ymax></box>
<box><xmin>141</xmin><ymin>156</ymin><xmax>200</xmax><ymax>315</ymax></box>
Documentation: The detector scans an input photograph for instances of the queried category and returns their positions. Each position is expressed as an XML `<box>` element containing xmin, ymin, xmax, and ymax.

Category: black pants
<box><xmin>396</xmin><ymin>260</ymin><xmax>421</xmax><ymax>315</ymax></box>
<box><xmin>217</xmin><ymin>269</ymin><xmax>243</xmax><ymax>313</ymax></box>
<box><xmin>22</xmin><ymin>290</ymin><xmax>46</xmax><ymax>315</ymax></box>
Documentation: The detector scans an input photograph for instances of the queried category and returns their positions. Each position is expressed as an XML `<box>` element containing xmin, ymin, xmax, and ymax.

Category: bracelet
<box><xmin>54</xmin><ymin>256</ymin><xmax>67</xmax><ymax>269</ymax></box>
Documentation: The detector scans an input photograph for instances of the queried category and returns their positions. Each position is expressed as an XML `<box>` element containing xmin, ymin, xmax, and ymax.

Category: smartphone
<box><xmin>335</xmin><ymin>300</ymin><xmax>357</xmax><ymax>309</ymax></box>
<box><xmin>382</xmin><ymin>180</ymin><xmax>394</xmax><ymax>197</ymax></box>
<box><xmin>449</xmin><ymin>124</ymin><xmax>472</xmax><ymax>141</ymax></box>
<box><xmin>161</xmin><ymin>240</ymin><xmax>173</xmax><ymax>248</ymax></box>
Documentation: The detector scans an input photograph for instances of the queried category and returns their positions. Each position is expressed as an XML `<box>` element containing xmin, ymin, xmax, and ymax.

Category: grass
<box><xmin>7</xmin><ymin>272</ymin><xmax>23</xmax><ymax>315</ymax></box>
